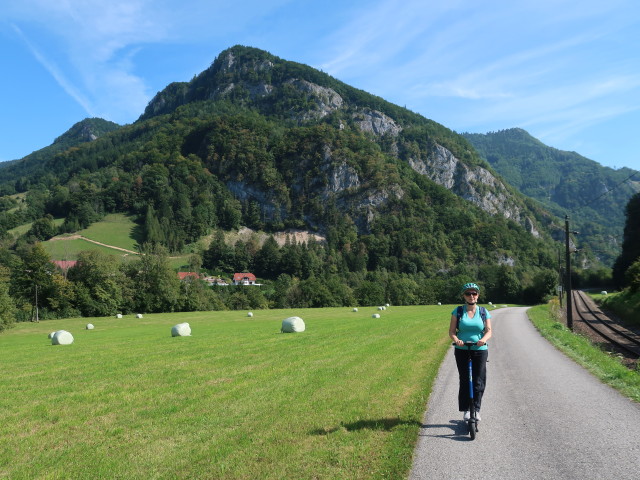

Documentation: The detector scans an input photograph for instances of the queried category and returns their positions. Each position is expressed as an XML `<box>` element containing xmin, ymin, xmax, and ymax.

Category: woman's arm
<box><xmin>477</xmin><ymin>317</ymin><xmax>492</xmax><ymax>346</ymax></box>
<box><xmin>449</xmin><ymin>314</ymin><xmax>463</xmax><ymax>346</ymax></box>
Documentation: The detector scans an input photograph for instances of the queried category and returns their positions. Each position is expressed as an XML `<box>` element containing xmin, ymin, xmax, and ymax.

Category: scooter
<box><xmin>453</xmin><ymin>340</ymin><xmax>480</xmax><ymax>440</ymax></box>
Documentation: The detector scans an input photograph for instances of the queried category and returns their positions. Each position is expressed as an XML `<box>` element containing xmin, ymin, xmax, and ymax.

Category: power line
<box><xmin>580</xmin><ymin>170</ymin><xmax>639</xmax><ymax>208</ymax></box>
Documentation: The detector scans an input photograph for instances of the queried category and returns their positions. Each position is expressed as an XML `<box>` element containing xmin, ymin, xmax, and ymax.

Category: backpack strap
<box><xmin>455</xmin><ymin>305</ymin><xmax>463</xmax><ymax>331</ymax></box>
<box><xmin>479</xmin><ymin>306</ymin><xmax>487</xmax><ymax>333</ymax></box>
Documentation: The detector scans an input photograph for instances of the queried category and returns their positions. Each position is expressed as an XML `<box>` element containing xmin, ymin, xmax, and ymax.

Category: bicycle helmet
<box><xmin>461</xmin><ymin>282</ymin><xmax>480</xmax><ymax>294</ymax></box>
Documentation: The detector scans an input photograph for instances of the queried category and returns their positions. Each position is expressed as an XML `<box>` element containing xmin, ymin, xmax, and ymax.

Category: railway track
<box><xmin>571</xmin><ymin>290</ymin><xmax>640</xmax><ymax>359</ymax></box>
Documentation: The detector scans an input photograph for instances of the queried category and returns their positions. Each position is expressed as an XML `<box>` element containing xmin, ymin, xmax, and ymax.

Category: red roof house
<box><xmin>177</xmin><ymin>272</ymin><xmax>202</xmax><ymax>281</ymax></box>
<box><xmin>232</xmin><ymin>272</ymin><xmax>258</xmax><ymax>285</ymax></box>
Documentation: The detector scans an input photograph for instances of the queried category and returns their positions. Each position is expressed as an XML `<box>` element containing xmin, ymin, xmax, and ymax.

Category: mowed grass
<box><xmin>43</xmin><ymin>236</ymin><xmax>137</xmax><ymax>261</ymax></box>
<box><xmin>0</xmin><ymin>305</ymin><xmax>452</xmax><ymax>479</ymax></box>
<box><xmin>78</xmin><ymin>213</ymin><xmax>140</xmax><ymax>252</ymax></box>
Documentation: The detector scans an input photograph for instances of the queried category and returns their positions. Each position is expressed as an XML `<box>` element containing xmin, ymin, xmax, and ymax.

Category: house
<box><xmin>52</xmin><ymin>260</ymin><xmax>78</xmax><ymax>272</ymax></box>
<box><xmin>51</xmin><ymin>260</ymin><xmax>78</xmax><ymax>279</ymax></box>
<box><xmin>177</xmin><ymin>272</ymin><xmax>202</xmax><ymax>281</ymax></box>
<box><xmin>232</xmin><ymin>272</ymin><xmax>260</xmax><ymax>286</ymax></box>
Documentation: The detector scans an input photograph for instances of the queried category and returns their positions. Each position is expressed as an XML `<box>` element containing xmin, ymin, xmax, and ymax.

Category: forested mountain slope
<box><xmin>0</xmin><ymin>46</ymin><xmax>569</xmax><ymax>309</ymax></box>
<box><xmin>464</xmin><ymin>128</ymin><xmax>639</xmax><ymax>266</ymax></box>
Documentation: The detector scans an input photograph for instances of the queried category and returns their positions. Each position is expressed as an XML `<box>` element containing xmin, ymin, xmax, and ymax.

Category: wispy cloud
<box><xmin>11</xmin><ymin>24</ymin><xmax>95</xmax><ymax>116</ymax></box>
<box><xmin>6</xmin><ymin>0</ymin><xmax>171</xmax><ymax>123</ymax></box>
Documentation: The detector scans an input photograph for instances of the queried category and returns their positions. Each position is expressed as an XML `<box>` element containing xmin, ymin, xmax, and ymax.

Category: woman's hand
<box><xmin>477</xmin><ymin>339</ymin><xmax>486</xmax><ymax>347</ymax></box>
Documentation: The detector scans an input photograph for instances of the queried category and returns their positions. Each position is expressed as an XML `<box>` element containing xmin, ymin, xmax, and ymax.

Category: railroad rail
<box><xmin>571</xmin><ymin>290</ymin><xmax>640</xmax><ymax>359</ymax></box>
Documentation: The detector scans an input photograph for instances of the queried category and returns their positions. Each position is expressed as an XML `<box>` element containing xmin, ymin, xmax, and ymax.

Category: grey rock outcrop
<box><xmin>408</xmin><ymin>144</ymin><xmax>526</xmax><ymax>225</ymax></box>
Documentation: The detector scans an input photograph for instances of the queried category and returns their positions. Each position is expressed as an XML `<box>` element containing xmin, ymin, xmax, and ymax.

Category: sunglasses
<box><xmin>464</xmin><ymin>291</ymin><xmax>478</xmax><ymax>296</ymax></box>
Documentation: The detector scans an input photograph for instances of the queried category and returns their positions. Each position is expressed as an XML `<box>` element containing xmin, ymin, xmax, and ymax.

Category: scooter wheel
<box><xmin>468</xmin><ymin>421</ymin><xmax>476</xmax><ymax>440</ymax></box>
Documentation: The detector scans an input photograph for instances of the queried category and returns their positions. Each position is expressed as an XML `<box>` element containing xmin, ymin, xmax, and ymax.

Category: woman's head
<box><xmin>461</xmin><ymin>282</ymin><xmax>480</xmax><ymax>303</ymax></box>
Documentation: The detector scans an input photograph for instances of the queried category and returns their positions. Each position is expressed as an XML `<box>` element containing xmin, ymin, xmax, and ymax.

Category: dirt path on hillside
<box><xmin>50</xmin><ymin>234</ymin><xmax>140</xmax><ymax>255</ymax></box>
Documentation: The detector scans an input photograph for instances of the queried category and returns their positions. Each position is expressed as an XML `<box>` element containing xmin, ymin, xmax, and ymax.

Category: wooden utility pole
<box><xmin>564</xmin><ymin>215</ymin><xmax>575</xmax><ymax>331</ymax></box>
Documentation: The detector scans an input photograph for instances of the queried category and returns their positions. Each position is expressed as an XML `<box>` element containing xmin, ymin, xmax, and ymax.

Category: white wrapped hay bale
<box><xmin>86</xmin><ymin>324</ymin><xmax>94</xmax><ymax>330</ymax></box>
<box><xmin>385</xmin><ymin>303</ymin><xmax>390</xmax><ymax>307</ymax></box>
<box><xmin>437</xmin><ymin>302</ymin><xmax>442</xmax><ymax>306</ymax></box>
<box><xmin>372</xmin><ymin>313</ymin><xmax>381</xmax><ymax>318</ymax></box>
<box><xmin>48</xmin><ymin>331</ymin><xmax>56</xmax><ymax>339</ymax></box>
<box><xmin>352</xmin><ymin>308</ymin><xmax>358</xmax><ymax>312</ymax></box>
<box><xmin>116</xmin><ymin>314</ymin><xmax>123</xmax><ymax>319</ymax></box>
<box><xmin>136</xmin><ymin>314</ymin><xmax>143</xmax><ymax>319</ymax></box>
<box><xmin>51</xmin><ymin>330</ymin><xmax>74</xmax><ymax>345</ymax></box>
<box><xmin>377</xmin><ymin>306</ymin><xmax>384</xmax><ymax>311</ymax></box>
<box><xmin>281</xmin><ymin>316</ymin><xmax>305</xmax><ymax>333</ymax></box>
<box><xmin>247</xmin><ymin>312</ymin><xmax>253</xmax><ymax>317</ymax></box>
<box><xmin>600</xmin><ymin>291</ymin><xmax>608</xmax><ymax>295</ymax></box>
<box><xmin>171</xmin><ymin>322</ymin><xmax>191</xmax><ymax>337</ymax></box>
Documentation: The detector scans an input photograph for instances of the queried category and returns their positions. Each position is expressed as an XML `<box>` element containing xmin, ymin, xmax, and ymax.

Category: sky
<box><xmin>1</xmin><ymin>0</ymin><xmax>639</xmax><ymax>171</ymax></box>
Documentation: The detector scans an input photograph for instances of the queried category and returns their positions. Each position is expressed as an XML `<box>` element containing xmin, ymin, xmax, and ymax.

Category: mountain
<box><xmin>463</xmin><ymin>129</ymin><xmax>639</xmax><ymax>266</ymax></box>
<box><xmin>0</xmin><ymin>118</ymin><xmax>121</xmax><ymax>180</ymax></box>
<box><xmin>0</xmin><ymin>46</ymin><xmax>571</xmax><ymax>304</ymax></box>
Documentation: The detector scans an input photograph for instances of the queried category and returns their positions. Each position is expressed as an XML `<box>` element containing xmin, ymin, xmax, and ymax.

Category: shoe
<box><xmin>475</xmin><ymin>410</ymin><xmax>481</xmax><ymax>421</ymax></box>
<box><xmin>463</xmin><ymin>411</ymin><xmax>470</xmax><ymax>421</ymax></box>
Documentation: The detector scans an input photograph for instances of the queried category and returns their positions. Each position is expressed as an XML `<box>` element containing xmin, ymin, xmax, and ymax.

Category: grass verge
<box><xmin>527</xmin><ymin>301</ymin><xmax>640</xmax><ymax>403</ymax></box>
<box><xmin>0</xmin><ymin>305</ymin><xmax>453</xmax><ymax>479</ymax></box>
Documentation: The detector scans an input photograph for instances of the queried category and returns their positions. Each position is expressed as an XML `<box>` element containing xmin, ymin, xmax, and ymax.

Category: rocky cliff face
<box><xmin>141</xmin><ymin>46</ymin><xmax>542</xmax><ymax>236</ymax></box>
<box><xmin>408</xmin><ymin>144</ymin><xmax>525</xmax><ymax>224</ymax></box>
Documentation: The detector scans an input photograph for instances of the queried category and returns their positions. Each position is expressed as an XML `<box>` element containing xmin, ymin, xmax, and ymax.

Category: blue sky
<box><xmin>1</xmin><ymin>0</ymin><xmax>639</xmax><ymax>171</ymax></box>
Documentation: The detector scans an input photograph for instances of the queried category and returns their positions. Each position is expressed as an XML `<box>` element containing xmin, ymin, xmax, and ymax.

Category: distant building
<box><xmin>204</xmin><ymin>276</ymin><xmax>229</xmax><ymax>286</ymax></box>
<box><xmin>51</xmin><ymin>260</ymin><xmax>78</xmax><ymax>278</ymax></box>
<box><xmin>232</xmin><ymin>272</ymin><xmax>261</xmax><ymax>286</ymax></box>
<box><xmin>177</xmin><ymin>272</ymin><xmax>201</xmax><ymax>281</ymax></box>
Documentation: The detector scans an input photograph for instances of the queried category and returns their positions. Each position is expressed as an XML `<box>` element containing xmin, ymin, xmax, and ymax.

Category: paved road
<box><xmin>410</xmin><ymin>307</ymin><xmax>640</xmax><ymax>480</ymax></box>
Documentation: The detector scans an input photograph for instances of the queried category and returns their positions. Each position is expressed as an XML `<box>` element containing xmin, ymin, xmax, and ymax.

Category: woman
<box><xmin>449</xmin><ymin>282</ymin><xmax>492</xmax><ymax>421</ymax></box>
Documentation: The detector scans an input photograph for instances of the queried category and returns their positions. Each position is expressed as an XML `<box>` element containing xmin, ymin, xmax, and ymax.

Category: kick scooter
<box><xmin>453</xmin><ymin>340</ymin><xmax>480</xmax><ymax>440</ymax></box>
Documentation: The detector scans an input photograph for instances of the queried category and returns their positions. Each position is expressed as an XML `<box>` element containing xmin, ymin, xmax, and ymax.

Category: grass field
<box><xmin>78</xmin><ymin>213</ymin><xmax>141</xmax><ymax>252</ymax></box>
<box><xmin>0</xmin><ymin>305</ymin><xmax>453</xmax><ymax>479</ymax></box>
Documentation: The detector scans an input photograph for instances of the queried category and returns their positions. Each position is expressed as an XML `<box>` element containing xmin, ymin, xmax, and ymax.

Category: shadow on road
<box><xmin>417</xmin><ymin>420</ymin><xmax>472</xmax><ymax>442</ymax></box>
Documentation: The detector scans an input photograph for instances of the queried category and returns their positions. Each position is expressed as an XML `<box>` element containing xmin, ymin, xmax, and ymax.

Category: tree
<box><xmin>613</xmin><ymin>193</ymin><xmax>640</xmax><ymax>288</ymax></box>
<box><xmin>0</xmin><ymin>266</ymin><xmax>16</xmax><ymax>331</ymax></box>
<box><xmin>204</xmin><ymin>230</ymin><xmax>235</xmax><ymax>272</ymax></box>
<box><xmin>254</xmin><ymin>236</ymin><xmax>281</xmax><ymax>278</ymax></box>
<box><xmin>126</xmin><ymin>243</ymin><xmax>180</xmax><ymax>313</ymax></box>
<box><xmin>27</xmin><ymin>215</ymin><xmax>57</xmax><ymax>241</ymax></box>
<box><xmin>11</xmin><ymin>243</ymin><xmax>56</xmax><ymax>320</ymax></box>
<box><xmin>68</xmin><ymin>250</ymin><xmax>124</xmax><ymax>317</ymax></box>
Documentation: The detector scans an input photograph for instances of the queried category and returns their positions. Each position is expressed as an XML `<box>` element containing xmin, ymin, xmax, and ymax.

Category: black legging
<box><xmin>454</xmin><ymin>348</ymin><xmax>488</xmax><ymax>412</ymax></box>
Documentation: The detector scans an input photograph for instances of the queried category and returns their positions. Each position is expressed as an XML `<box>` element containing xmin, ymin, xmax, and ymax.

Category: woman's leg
<box><xmin>471</xmin><ymin>350</ymin><xmax>488</xmax><ymax>411</ymax></box>
<box><xmin>454</xmin><ymin>348</ymin><xmax>470</xmax><ymax>411</ymax></box>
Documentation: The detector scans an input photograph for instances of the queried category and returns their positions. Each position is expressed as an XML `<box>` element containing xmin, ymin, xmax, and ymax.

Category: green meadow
<box><xmin>0</xmin><ymin>305</ymin><xmax>452</xmax><ymax>479</ymax></box>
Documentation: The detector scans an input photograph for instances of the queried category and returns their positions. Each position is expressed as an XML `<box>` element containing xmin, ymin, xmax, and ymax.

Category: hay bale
<box><xmin>281</xmin><ymin>316</ymin><xmax>305</xmax><ymax>333</ymax></box>
<box><xmin>51</xmin><ymin>330</ymin><xmax>74</xmax><ymax>345</ymax></box>
<box><xmin>247</xmin><ymin>312</ymin><xmax>254</xmax><ymax>317</ymax></box>
<box><xmin>171</xmin><ymin>322</ymin><xmax>191</xmax><ymax>337</ymax></box>
<box><xmin>48</xmin><ymin>332</ymin><xmax>56</xmax><ymax>339</ymax></box>
<box><xmin>136</xmin><ymin>314</ymin><xmax>143</xmax><ymax>319</ymax></box>
<box><xmin>600</xmin><ymin>291</ymin><xmax>608</xmax><ymax>295</ymax></box>
<box><xmin>116</xmin><ymin>314</ymin><xmax>123</xmax><ymax>319</ymax></box>
<box><xmin>385</xmin><ymin>303</ymin><xmax>390</xmax><ymax>307</ymax></box>
<box><xmin>377</xmin><ymin>306</ymin><xmax>384</xmax><ymax>311</ymax></box>
<box><xmin>352</xmin><ymin>308</ymin><xmax>358</xmax><ymax>312</ymax></box>
<box><xmin>488</xmin><ymin>302</ymin><xmax>493</xmax><ymax>306</ymax></box>
<box><xmin>437</xmin><ymin>302</ymin><xmax>442</xmax><ymax>306</ymax></box>
<box><xmin>372</xmin><ymin>313</ymin><xmax>381</xmax><ymax>318</ymax></box>
<box><xmin>86</xmin><ymin>324</ymin><xmax>94</xmax><ymax>330</ymax></box>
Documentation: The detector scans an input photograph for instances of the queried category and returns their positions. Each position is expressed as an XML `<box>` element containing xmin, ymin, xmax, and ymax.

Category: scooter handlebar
<box><xmin>452</xmin><ymin>341</ymin><xmax>479</xmax><ymax>346</ymax></box>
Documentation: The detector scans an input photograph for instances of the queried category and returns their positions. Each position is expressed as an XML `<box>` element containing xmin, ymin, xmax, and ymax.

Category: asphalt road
<box><xmin>410</xmin><ymin>307</ymin><xmax>640</xmax><ymax>480</ymax></box>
